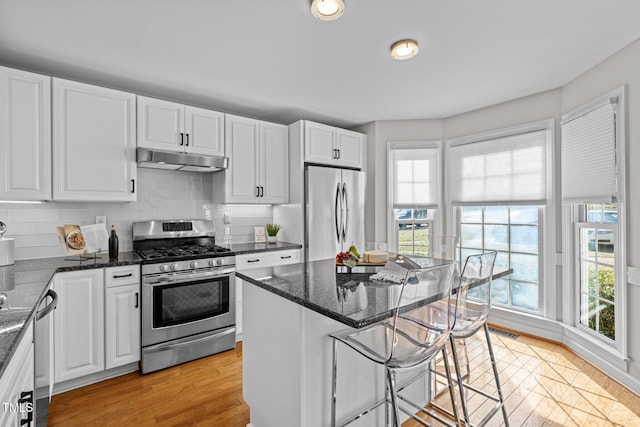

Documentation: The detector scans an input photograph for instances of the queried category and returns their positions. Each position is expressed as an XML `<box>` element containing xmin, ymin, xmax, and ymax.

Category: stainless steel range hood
<box><xmin>137</xmin><ymin>148</ymin><xmax>228</xmax><ymax>173</ymax></box>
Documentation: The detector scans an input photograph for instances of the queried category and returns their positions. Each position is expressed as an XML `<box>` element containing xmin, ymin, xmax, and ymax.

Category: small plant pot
<box><xmin>267</xmin><ymin>236</ymin><xmax>277</xmax><ymax>243</ymax></box>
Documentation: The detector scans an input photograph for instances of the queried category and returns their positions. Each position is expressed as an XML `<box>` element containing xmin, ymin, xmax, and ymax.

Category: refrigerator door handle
<box><xmin>341</xmin><ymin>183</ymin><xmax>347</xmax><ymax>242</ymax></box>
<box><xmin>334</xmin><ymin>183</ymin><xmax>341</xmax><ymax>244</ymax></box>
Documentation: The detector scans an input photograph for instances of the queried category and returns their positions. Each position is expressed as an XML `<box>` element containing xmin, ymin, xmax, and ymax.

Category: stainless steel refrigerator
<box><xmin>305</xmin><ymin>165</ymin><xmax>365</xmax><ymax>262</ymax></box>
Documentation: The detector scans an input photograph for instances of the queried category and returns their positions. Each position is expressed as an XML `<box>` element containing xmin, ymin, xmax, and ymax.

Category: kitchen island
<box><xmin>237</xmin><ymin>258</ymin><xmax>512</xmax><ymax>427</ymax></box>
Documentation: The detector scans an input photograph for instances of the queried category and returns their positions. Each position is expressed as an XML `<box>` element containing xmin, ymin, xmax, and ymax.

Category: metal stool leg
<box><xmin>484</xmin><ymin>323</ymin><xmax>509</xmax><ymax>427</ymax></box>
<box><xmin>386</xmin><ymin>367</ymin><xmax>401</xmax><ymax>427</ymax></box>
<box><xmin>441</xmin><ymin>347</ymin><xmax>461</xmax><ymax>426</ymax></box>
<box><xmin>449</xmin><ymin>335</ymin><xmax>471</xmax><ymax>426</ymax></box>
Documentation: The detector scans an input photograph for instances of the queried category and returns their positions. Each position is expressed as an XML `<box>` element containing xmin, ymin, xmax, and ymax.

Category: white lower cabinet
<box><xmin>0</xmin><ymin>322</ymin><xmax>34</xmax><ymax>427</ymax></box>
<box><xmin>235</xmin><ymin>248</ymin><xmax>301</xmax><ymax>337</ymax></box>
<box><xmin>105</xmin><ymin>266</ymin><xmax>140</xmax><ymax>370</ymax></box>
<box><xmin>53</xmin><ymin>265</ymin><xmax>141</xmax><ymax>386</ymax></box>
<box><xmin>53</xmin><ymin>269</ymin><xmax>105</xmax><ymax>383</ymax></box>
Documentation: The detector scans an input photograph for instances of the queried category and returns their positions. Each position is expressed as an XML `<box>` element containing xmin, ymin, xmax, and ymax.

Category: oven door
<box><xmin>142</xmin><ymin>267</ymin><xmax>236</xmax><ymax>347</ymax></box>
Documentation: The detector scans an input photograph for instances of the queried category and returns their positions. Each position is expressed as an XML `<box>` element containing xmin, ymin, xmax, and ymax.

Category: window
<box><xmin>448</xmin><ymin>120</ymin><xmax>553</xmax><ymax>315</ymax></box>
<box><xmin>387</xmin><ymin>141</ymin><xmax>440</xmax><ymax>254</ymax></box>
<box><xmin>577</xmin><ymin>204</ymin><xmax>617</xmax><ymax>341</ymax></box>
<box><xmin>395</xmin><ymin>209</ymin><xmax>432</xmax><ymax>256</ymax></box>
<box><xmin>460</xmin><ymin>206</ymin><xmax>541</xmax><ymax>311</ymax></box>
<box><xmin>561</xmin><ymin>86</ymin><xmax>626</xmax><ymax>353</ymax></box>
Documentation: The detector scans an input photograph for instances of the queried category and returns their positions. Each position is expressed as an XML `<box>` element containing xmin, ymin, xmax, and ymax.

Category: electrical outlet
<box><xmin>223</xmin><ymin>212</ymin><xmax>231</xmax><ymax>224</ymax></box>
<box><xmin>96</xmin><ymin>216</ymin><xmax>106</xmax><ymax>225</ymax></box>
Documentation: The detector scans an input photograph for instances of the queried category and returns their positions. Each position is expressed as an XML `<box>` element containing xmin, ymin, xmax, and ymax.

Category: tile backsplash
<box><xmin>0</xmin><ymin>168</ymin><xmax>274</xmax><ymax>260</ymax></box>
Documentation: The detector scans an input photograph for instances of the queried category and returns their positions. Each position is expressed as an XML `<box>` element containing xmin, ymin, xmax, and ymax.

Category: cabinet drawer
<box><xmin>236</xmin><ymin>249</ymin><xmax>300</xmax><ymax>270</ymax></box>
<box><xmin>105</xmin><ymin>265</ymin><xmax>140</xmax><ymax>288</ymax></box>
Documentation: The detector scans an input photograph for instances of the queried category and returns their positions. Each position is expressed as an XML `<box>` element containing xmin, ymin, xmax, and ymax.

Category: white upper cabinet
<box><xmin>304</xmin><ymin>121</ymin><xmax>335</xmax><ymax>165</ymax></box>
<box><xmin>0</xmin><ymin>66</ymin><xmax>51</xmax><ymax>201</ymax></box>
<box><xmin>137</xmin><ymin>96</ymin><xmax>224</xmax><ymax>157</ymax></box>
<box><xmin>335</xmin><ymin>128</ymin><xmax>364</xmax><ymax>169</ymax></box>
<box><xmin>260</xmin><ymin>122</ymin><xmax>289</xmax><ymax>204</ymax></box>
<box><xmin>52</xmin><ymin>78</ymin><xmax>137</xmax><ymax>202</ymax></box>
<box><xmin>303</xmin><ymin>120</ymin><xmax>364</xmax><ymax>169</ymax></box>
<box><xmin>215</xmin><ymin>114</ymin><xmax>288</xmax><ymax>204</ymax></box>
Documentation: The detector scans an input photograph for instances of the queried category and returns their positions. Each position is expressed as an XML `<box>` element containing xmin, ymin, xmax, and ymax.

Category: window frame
<box><xmin>561</xmin><ymin>86</ymin><xmax>627</xmax><ymax>357</ymax></box>
<box><xmin>386</xmin><ymin>140</ymin><xmax>442</xmax><ymax>253</ymax></box>
<box><xmin>446</xmin><ymin>119</ymin><xmax>556</xmax><ymax>318</ymax></box>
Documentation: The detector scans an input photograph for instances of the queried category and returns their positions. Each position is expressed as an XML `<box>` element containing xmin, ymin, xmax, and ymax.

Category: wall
<box><xmin>562</xmin><ymin>37</ymin><xmax>640</xmax><ymax>383</ymax></box>
<box><xmin>0</xmin><ymin>168</ymin><xmax>271</xmax><ymax>259</ymax></box>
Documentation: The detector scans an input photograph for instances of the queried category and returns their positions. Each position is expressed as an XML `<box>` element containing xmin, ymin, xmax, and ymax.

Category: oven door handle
<box><xmin>144</xmin><ymin>327</ymin><xmax>236</xmax><ymax>354</ymax></box>
<box><xmin>143</xmin><ymin>268</ymin><xmax>235</xmax><ymax>286</ymax></box>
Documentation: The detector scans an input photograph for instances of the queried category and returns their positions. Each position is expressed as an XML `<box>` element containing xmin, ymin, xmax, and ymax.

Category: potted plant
<box><xmin>265</xmin><ymin>223</ymin><xmax>281</xmax><ymax>243</ymax></box>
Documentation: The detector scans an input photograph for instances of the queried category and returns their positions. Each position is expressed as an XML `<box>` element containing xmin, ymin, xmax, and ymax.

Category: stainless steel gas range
<box><xmin>133</xmin><ymin>220</ymin><xmax>236</xmax><ymax>374</ymax></box>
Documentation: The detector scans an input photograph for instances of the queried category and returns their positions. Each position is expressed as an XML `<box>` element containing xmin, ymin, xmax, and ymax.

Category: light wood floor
<box><xmin>49</xmin><ymin>331</ymin><xmax>640</xmax><ymax>426</ymax></box>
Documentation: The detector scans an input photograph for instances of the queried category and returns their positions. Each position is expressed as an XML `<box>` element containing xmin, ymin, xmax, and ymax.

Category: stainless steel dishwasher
<box><xmin>34</xmin><ymin>288</ymin><xmax>57</xmax><ymax>426</ymax></box>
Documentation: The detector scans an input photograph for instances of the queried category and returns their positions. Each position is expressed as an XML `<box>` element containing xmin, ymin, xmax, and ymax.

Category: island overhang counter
<box><xmin>237</xmin><ymin>258</ymin><xmax>511</xmax><ymax>427</ymax></box>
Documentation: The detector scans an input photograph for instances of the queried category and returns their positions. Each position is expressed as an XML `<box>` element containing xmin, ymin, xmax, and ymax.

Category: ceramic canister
<box><xmin>0</xmin><ymin>238</ymin><xmax>15</xmax><ymax>266</ymax></box>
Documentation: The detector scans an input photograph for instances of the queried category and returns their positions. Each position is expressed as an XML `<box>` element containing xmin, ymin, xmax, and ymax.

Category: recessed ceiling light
<box><xmin>391</xmin><ymin>39</ymin><xmax>419</xmax><ymax>60</ymax></box>
<box><xmin>311</xmin><ymin>0</ymin><xmax>345</xmax><ymax>21</ymax></box>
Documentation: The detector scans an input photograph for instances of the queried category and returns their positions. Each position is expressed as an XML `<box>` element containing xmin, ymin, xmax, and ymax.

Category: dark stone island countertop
<box><xmin>237</xmin><ymin>258</ymin><xmax>513</xmax><ymax>329</ymax></box>
<box><xmin>0</xmin><ymin>252</ymin><xmax>141</xmax><ymax>379</ymax></box>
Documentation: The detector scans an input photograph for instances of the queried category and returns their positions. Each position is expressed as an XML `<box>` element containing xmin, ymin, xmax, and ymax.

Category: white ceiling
<box><xmin>1</xmin><ymin>0</ymin><xmax>639</xmax><ymax>128</ymax></box>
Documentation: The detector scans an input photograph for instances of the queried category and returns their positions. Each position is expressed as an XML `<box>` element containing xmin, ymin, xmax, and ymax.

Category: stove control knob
<box><xmin>208</xmin><ymin>259</ymin><xmax>215</xmax><ymax>267</ymax></box>
<box><xmin>160</xmin><ymin>264</ymin><xmax>170</xmax><ymax>272</ymax></box>
<box><xmin>190</xmin><ymin>261</ymin><xmax>199</xmax><ymax>269</ymax></box>
<box><xmin>216</xmin><ymin>258</ymin><xmax>223</xmax><ymax>266</ymax></box>
<box><xmin>170</xmin><ymin>263</ymin><xmax>180</xmax><ymax>271</ymax></box>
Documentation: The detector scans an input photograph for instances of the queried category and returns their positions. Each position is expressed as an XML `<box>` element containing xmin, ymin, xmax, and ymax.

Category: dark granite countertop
<box><xmin>0</xmin><ymin>252</ymin><xmax>140</xmax><ymax>379</ymax></box>
<box><xmin>223</xmin><ymin>241</ymin><xmax>302</xmax><ymax>255</ymax></box>
<box><xmin>237</xmin><ymin>258</ymin><xmax>512</xmax><ymax>329</ymax></box>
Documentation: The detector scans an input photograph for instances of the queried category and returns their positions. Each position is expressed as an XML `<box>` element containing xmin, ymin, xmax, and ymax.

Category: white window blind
<box><xmin>448</xmin><ymin>130</ymin><xmax>548</xmax><ymax>205</ymax></box>
<box><xmin>561</xmin><ymin>100</ymin><xmax>617</xmax><ymax>203</ymax></box>
<box><xmin>390</xmin><ymin>145</ymin><xmax>439</xmax><ymax>209</ymax></box>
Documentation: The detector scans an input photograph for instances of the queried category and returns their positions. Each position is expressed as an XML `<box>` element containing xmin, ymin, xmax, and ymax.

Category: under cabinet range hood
<box><xmin>137</xmin><ymin>148</ymin><xmax>228</xmax><ymax>172</ymax></box>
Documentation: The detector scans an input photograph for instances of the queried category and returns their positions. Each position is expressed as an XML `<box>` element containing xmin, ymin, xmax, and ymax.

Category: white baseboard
<box><xmin>52</xmin><ymin>362</ymin><xmax>139</xmax><ymax>395</ymax></box>
<box><xmin>488</xmin><ymin>308</ymin><xmax>640</xmax><ymax>395</ymax></box>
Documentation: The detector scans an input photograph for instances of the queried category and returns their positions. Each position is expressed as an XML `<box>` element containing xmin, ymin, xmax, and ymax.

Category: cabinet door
<box><xmin>184</xmin><ymin>105</ymin><xmax>225</xmax><ymax>156</ymax></box>
<box><xmin>105</xmin><ymin>283</ymin><xmax>140</xmax><ymax>370</ymax></box>
<box><xmin>53</xmin><ymin>269</ymin><xmax>105</xmax><ymax>383</ymax></box>
<box><xmin>0</xmin><ymin>322</ymin><xmax>34</xmax><ymax>427</ymax></box>
<box><xmin>336</xmin><ymin>128</ymin><xmax>364</xmax><ymax>169</ymax></box>
<box><xmin>260</xmin><ymin>122</ymin><xmax>289</xmax><ymax>204</ymax></box>
<box><xmin>0</xmin><ymin>66</ymin><xmax>51</xmax><ymax>201</ymax></box>
<box><xmin>52</xmin><ymin>79</ymin><xmax>136</xmax><ymax>201</ymax></box>
<box><xmin>137</xmin><ymin>96</ymin><xmax>184</xmax><ymax>151</ymax></box>
<box><xmin>304</xmin><ymin>121</ymin><xmax>336</xmax><ymax>165</ymax></box>
<box><xmin>224</xmin><ymin>114</ymin><xmax>259</xmax><ymax>203</ymax></box>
